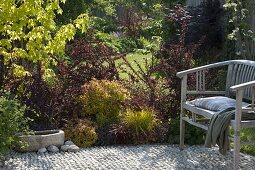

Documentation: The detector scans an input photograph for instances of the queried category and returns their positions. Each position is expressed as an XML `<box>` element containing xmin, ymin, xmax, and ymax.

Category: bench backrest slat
<box><xmin>226</xmin><ymin>60</ymin><xmax>255</xmax><ymax>100</ymax></box>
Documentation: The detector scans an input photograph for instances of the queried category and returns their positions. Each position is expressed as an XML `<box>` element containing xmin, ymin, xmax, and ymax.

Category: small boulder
<box><xmin>47</xmin><ymin>145</ymin><xmax>59</xmax><ymax>152</ymax></box>
<box><xmin>68</xmin><ymin>145</ymin><xmax>79</xmax><ymax>152</ymax></box>
<box><xmin>60</xmin><ymin>144</ymin><xmax>79</xmax><ymax>152</ymax></box>
<box><xmin>64</xmin><ymin>140</ymin><xmax>74</xmax><ymax>145</ymax></box>
<box><xmin>38</xmin><ymin>147</ymin><xmax>47</xmax><ymax>153</ymax></box>
<box><xmin>60</xmin><ymin>145</ymin><xmax>69</xmax><ymax>152</ymax></box>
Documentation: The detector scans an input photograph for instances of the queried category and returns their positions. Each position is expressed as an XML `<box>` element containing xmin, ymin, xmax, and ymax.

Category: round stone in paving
<box><xmin>2</xmin><ymin>145</ymin><xmax>255</xmax><ymax>170</ymax></box>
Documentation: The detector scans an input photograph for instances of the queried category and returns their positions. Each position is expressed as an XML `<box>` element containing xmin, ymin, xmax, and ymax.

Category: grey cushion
<box><xmin>190</xmin><ymin>96</ymin><xmax>250</xmax><ymax>112</ymax></box>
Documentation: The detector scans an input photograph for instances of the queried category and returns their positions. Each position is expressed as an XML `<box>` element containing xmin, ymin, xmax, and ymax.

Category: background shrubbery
<box><xmin>1</xmin><ymin>0</ymin><xmax>254</xmax><ymax>157</ymax></box>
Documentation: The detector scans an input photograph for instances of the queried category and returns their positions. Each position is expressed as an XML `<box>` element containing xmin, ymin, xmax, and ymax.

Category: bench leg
<box><xmin>233</xmin><ymin>131</ymin><xmax>240</xmax><ymax>170</ymax></box>
<box><xmin>180</xmin><ymin>75</ymin><xmax>187</xmax><ymax>150</ymax></box>
<box><xmin>233</xmin><ymin>89</ymin><xmax>243</xmax><ymax>170</ymax></box>
<box><xmin>180</xmin><ymin>117</ymin><xmax>185</xmax><ymax>150</ymax></box>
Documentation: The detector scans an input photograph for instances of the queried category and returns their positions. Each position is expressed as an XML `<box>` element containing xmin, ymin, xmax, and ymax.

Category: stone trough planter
<box><xmin>15</xmin><ymin>130</ymin><xmax>64</xmax><ymax>152</ymax></box>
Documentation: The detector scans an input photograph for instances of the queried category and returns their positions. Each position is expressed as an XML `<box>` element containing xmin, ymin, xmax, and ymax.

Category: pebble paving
<box><xmin>2</xmin><ymin>144</ymin><xmax>255</xmax><ymax>170</ymax></box>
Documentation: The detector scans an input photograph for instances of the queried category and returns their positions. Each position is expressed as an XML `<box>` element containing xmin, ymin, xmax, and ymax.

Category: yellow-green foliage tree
<box><xmin>0</xmin><ymin>0</ymin><xmax>88</xmax><ymax>86</ymax></box>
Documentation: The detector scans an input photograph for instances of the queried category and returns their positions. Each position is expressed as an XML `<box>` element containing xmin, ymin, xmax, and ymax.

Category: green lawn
<box><xmin>115</xmin><ymin>52</ymin><xmax>152</xmax><ymax>79</ymax></box>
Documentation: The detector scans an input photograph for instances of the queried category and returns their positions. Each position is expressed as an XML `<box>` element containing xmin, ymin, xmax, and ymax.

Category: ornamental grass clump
<box><xmin>80</xmin><ymin>79</ymin><xmax>130</xmax><ymax>127</ymax></box>
<box><xmin>123</xmin><ymin>108</ymin><xmax>161</xmax><ymax>137</ymax></box>
<box><xmin>109</xmin><ymin>108</ymin><xmax>162</xmax><ymax>145</ymax></box>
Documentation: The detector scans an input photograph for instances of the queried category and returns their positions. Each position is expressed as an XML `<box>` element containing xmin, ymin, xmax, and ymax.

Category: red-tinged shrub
<box><xmin>5</xmin><ymin>39</ymin><xmax>119</xmax><ymax>130</ymax></box>
<box><xmin>119</xmin><ymin>52</ymin><xmax>165</xmax><ymax>110</ymax></box>
<box><xmin>119</xmin><ymin>6</ymin><xmax>203</xmax><ymax>119</ymax></box>
<box><xmin>65</xmin><ymin>39</ymin><xmax>119</xmax><ymax>82</ymax></box>
<box><xmin>8</xmin><ymin>63</ymin><xmax>83</xmax><ymax>130</ymax></box>
<box><xmin>156</xmin><ymin>5</ymin><xmax>204</xmax><ymax>118</ymax></box>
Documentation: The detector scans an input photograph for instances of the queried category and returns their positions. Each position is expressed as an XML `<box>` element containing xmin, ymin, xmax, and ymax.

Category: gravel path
<box><xmin>2</xmin><ymin>144</ymin><xmax>255</xmax><ymax>170</ymax></box>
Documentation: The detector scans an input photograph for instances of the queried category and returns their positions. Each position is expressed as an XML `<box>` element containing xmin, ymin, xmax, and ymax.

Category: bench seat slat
<box><xmin>182</xmin><ymin>117</ymin><xmax>208</xmax><ymax>130</ymax></box>
<box><xmin>187</xmin><ymin>91</ymin><xmax>225</xmax><ymax>95</ymax></box>
<box><xmin>231</xmin><ymin>120</ymin><xmax>255</xmax><ymax>128</ymax></box>
<box><xmin>183</xmin><ymin>102</ymin><xmax>216</xmax><ymax>119</ymax></box>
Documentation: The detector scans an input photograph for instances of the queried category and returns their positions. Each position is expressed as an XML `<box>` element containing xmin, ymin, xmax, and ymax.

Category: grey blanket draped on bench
<box><xmin>205</xmin><ymin>108</ymin><xmax>255</xmax><ymax>155</ymax></box>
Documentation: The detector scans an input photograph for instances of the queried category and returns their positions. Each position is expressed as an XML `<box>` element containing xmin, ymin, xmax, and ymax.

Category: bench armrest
<box><xmin>230</xmin><ymin>80</ymin><xmax>255</xmax><ymax>91</ymax></box>
<box><xmin>176</xmin><ymin>61</ymin><xmax>232</xmax><ymax>78</ymax></box>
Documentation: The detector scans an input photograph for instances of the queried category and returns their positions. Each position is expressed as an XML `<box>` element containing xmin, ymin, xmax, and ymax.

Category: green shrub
<box><xmin>123</xmin><ymin>108</ymin><xmax>161</xmax><ymax>136</ymax></box>
<box><xmin>239</xmin><ymin>128</ymin><xmax>255</xmax><ymax>155</ymax></box>
<box><xmin>64</xmin><ymin>119</ymin><xmax>98</xmax><ymax>148</ymax></box>
<box><xmin>95</xmin><ymin>31</ymin><xmax>122</xmax><ymax>53</ymax></box>
<box><xmin>95</xmin><ymin>31</ymin><xmax>139</xmax><ymax>53</ymax></box>
<box><xmin>0</xmin><ymin>92</ymin><xmax>29</xmax><ymax>156</ymax></box>
<box><xmin>228</xmin><ymin>127</ymin><xmax>255</xmax><ymax>155</ymax></box>
<box><xmin>135</xmin><ymin>37</ymin><xmax>154</xmax><ymax>52</ymax></box>
<box><xmin>168</xmin><ymin>118</ymin><xmax>205</xmax><ymax>145</ymax></box>
<box><xmin>79</xmin><ymin>79</ymin><xmax>130</xmax><ymax>127</ymax></box>
<box><xmin>120</xmin><ymin>38</ymin><xmax>138</xmax><ymax>52</ymax></box>
<box><xmin>91</xmin><ymin>16</ymin><xmax>117</xmax><ymax>33</ymax></box>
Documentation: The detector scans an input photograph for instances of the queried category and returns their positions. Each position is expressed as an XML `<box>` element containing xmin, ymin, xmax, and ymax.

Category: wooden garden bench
<box><xmin>176</xmin><ymin>60</ymin><xmax>255</xmax><ymax>170</ymax></box>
